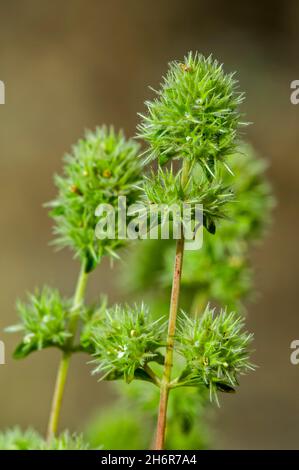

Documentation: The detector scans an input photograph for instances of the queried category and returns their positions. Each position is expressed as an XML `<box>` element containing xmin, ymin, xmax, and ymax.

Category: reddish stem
<box><xmin>154</xmin><ymin>235</ymin><xmax>185</xmax><ymax>449</ymax></box>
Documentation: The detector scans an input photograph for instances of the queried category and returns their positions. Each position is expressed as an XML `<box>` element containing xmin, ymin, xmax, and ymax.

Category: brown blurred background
<box><xmin>0</xmin><ymin>0</ymin><xmax>298</xmax><ymax>449</ymax></box>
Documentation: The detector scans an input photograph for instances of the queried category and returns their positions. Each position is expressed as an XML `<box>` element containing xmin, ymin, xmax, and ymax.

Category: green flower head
<box><xmin>138</xmin><ymin>52</ymin><xmax>246</xmax><ymax>177</ymax></box>
<box><xmin>177</xmin><ymin>306</ymin><xmax>254</xmax><ymax>403</ymax></box>
<box><xmin>48</xmin><ymin>126</ymin><xmax>142</xmax><ymax>272</ymax></box>
<box><xmin>90</xmin><ymin>304</ymin><xmax>166</xmax><ymax>384</ymax></box>
<box><xmin>7</xmin><ymin>287</ymin><xmax>71</xmax><ymax>359</ymax></box>
<box><xmin>0</xmin><ymin>428</ymin><xmax>91</xmax><ymax>450</ymax></box>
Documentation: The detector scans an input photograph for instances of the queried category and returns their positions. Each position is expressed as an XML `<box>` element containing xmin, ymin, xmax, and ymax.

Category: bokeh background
<box><xmin>0</xmin><ymin>0</ymin><xmax>298</xmax><ymax>449</ymax></box>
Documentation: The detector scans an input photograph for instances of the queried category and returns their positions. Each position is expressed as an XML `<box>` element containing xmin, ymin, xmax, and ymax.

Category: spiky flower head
<box><xmin>140</xmin><ymin>165</ymin><xmax>234</xmax><ymax>235</ymax></box>
<box><xmin>90</xmin><ymin>304</ymin><xmax>166</xmax><ymax>384</ymax></box>
<box><xmin>0</xmin><ymin>428</ymin><xmax>42</xmax><ymax>450</ymax></box>
<box><xmin>40</xmin><ymin>432</ymin><xmax>91</xmax><ymax>450</ymax></box>
<box><xmin>7</xmin><ymin>287</ymin><xmax>71</xmax><ymax>359</ymax></box>
<box><xmin>143</xmin><ymin>166</ymin><xmax>233</xmax><ymax>215</ymax></box>
<box><xmin>0</xmin><ymin>429</ymin><xmax>91</xmax><ymax>450</ymax></box>
<box><xmin>48</xmin><ymin>126</ymin><xmax>142</xmax><ymax>272</ymax></box>
<box><xmin>138</xmin><ymin>52</ymin><xmax>245</xmax><ymax>177</ymax></box>
<box><xmin>177</xmin><ymin>306</ymin><xmax>254</xmax><ymax>403</ymax></box>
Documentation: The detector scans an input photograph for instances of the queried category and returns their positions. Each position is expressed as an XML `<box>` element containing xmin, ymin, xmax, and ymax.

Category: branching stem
<box><xmin>46</xmin><ymin>260</ymin><xmax>88</xmax><ymax>442</ymax></box>
<box><xmin>154</xmin><ymin>159</ymin><xmax>190</xmax><ymax>450</ymax></box>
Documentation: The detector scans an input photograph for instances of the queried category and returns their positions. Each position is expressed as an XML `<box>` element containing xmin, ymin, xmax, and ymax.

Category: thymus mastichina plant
<box><xmin>88</xmin><ymin>53</ymin><xmax>255</xmax><ymax>450</ymax></box>
<box><xmin>4</xmin><ymin>52</ymin><xmax>265</xmax><ymax>451</ymax></box>
<box><xmin>6</xmin><ymin>126</ymin><xmax>142</xmax><ymax>444</ymax></box>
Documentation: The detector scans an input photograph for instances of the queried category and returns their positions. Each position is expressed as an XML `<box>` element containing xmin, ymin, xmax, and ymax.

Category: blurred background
<box><xmin>0</xmin><ymin>0</ymin><xmax>298</xmax><ymax>449</ymax></box>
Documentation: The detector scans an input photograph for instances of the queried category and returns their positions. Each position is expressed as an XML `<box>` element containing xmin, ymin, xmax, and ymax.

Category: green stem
<box><xmin>154</xmin><ymin>159</ymin><xmax>190</xmax><ymax>450</ymax></box>
<box><xmin>144</xmin><ymin>364</ymin><xmax>161</xmax><ymax>387</ymax></box>
<box><xmin>46</xmin><ymin>260</ymin><xmax>88</xmax><ymax>442</ymax></box>
<box><xmin>155</xmin><ymin>236</ymin><xmax>184</xmax><ymax>449</ymax></box>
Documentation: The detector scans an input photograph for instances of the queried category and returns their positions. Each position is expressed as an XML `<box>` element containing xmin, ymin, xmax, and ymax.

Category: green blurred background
<box><xmin>0</xmin><ymin>0</ymin><xmax>298</xmax><ymax>449</ymax></box>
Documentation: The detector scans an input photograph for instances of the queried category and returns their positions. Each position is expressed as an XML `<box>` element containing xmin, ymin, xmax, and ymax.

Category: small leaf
<box><xmin>13</xmin><ymin>342</ymin><xmax>36</xmax><ymax>360</ymax></box>
<box><xmin>203</xmin><ymin>216</ymin><xmax>216</xmax><ymax>234</ymax></box>
<box><xmin>215</xmin><ymin>381</ymin><xmax>236</xmax><ymax>393</ymax></box>
<box><xmin>134</xmin><ymin>368</ymin><xmax>156</xmax><ymax>384</ymax></box>
<box><xmin>150</xmin><ymin>351</ymin><xmax>165</xmax><ymax>365</ymax></box>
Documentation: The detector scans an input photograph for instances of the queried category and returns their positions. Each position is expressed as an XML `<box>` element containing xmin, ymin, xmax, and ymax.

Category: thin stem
<box><xmin>154</xmin><ymin>159</ymin><xmax>190</xmax><ymax>450</ymax></box>
<box><xmin>144</xmin><ymin>364</ymin><xmax>161</xmax><ymax>387</ymax></box>
<box><xmin>46</xmin><ymin>260</ymin><xmax>88</xmax><ymax>442</ymax></box>
<box><xmin>46</xmin><ymin>352</ymin><xmax>70</xmax><ymax>442</ymax></box>
<box><xmin>154</xmin><ymin>235</ymin><xmax>184</xmax><ymax>449</ymax></box>
<box><xmin>68</xmin><ymin>260</ymin><xmax>89</xmax><ymax>339</ymax></box>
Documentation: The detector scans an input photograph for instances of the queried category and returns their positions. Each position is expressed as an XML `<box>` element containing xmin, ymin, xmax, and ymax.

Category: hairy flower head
<box><xmin>7</xmin><ymin>287</ymin><xmax>71</xmax><ymax>359</ymax></box>
<box><xmin>138</xmin><ymin>52</ymin><xmax>245</xmax><ymax>176</ymax></box>
<box><xmin>177</xmin><ymin>306</ymin><xmax>254</xmax><ymax>403</ymax></box>
<box><xmin>48</xmin><ymin>126</ymin><xmax>142</xmax><ymax>271</ymax></box>
<box><xmin>90</xmin><ymin>304</ymin><xmax>166</xmax><ymax>384</ymax></box>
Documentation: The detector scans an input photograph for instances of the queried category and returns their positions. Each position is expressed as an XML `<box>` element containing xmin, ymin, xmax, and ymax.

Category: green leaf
<box><xmin>214</xmin><ymin>381</ymin><xmax>236</xmax><ymax>393</ymax></box>
<box><xmin>12</xmin><ymin>342</ymin><xmax>36</xmax><ymax>360</ymax></box>
<box><xmin>134</xmin><ymin>368</ymin><xmax>156</xmax><ymax>384</ymax></box>
<box><xmin>203</xmin><ymin>216</ymin><xmax>216</xmax><ymax>235</ymax></box>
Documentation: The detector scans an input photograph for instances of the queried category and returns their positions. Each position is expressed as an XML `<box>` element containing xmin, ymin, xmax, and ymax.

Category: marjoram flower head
<box><xmin>177</xmin><ymin>306</ymin><xmax>254</xmax><ymax>404</ymax></box>
<box><xmin>90</xmin><ymin>303</ymin><xmax>165</xmax><ymax>384</ymax></box>
<box><xmin>48</xmin><ymin>126</ymin><xmax>143</xmax><ymax>272</ymax></box>
<box><xmin>138</xmin><ymin>52</ymin><xmax>246</xmax><ymax>178</ymax></box>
